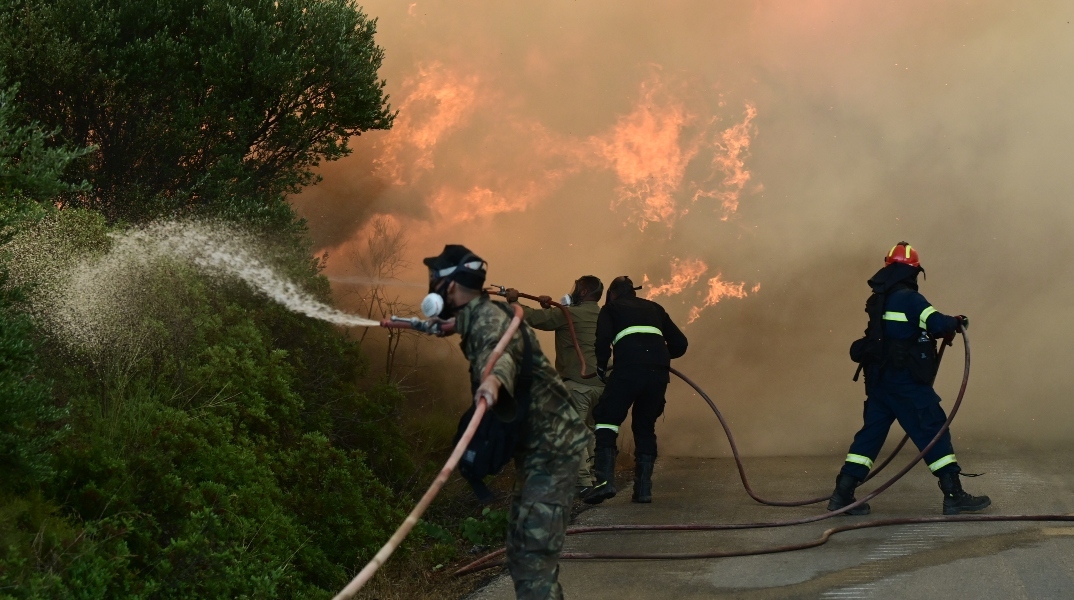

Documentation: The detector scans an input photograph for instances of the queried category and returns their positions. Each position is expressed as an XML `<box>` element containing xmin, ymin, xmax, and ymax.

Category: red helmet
<box><xmin>885</xmin><ymin>241</ymin><xmax>920</xmax><ymax>268</ymax></box>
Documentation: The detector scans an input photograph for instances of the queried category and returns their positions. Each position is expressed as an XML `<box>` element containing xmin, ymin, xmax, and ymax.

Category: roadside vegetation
<box><xmin>0</xmin><ymin>1</ymin><xmax>505</xmax><ymax>598</ymax></box>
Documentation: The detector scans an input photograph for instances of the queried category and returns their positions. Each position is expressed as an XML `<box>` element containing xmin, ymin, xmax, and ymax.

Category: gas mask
<box><xmin>420</xmin><ymin>250</ymin><xmax>488</xmax><ymax>319</ymax></box>
<box><xmin>421</xmin><ymin>278</ymin><xmax>452</xmax><ymax>318</ymax></box>
<box><xmin>560</xmin><ymin>292</ymin><xmax>574</xmax><ymax>307</ymax></box>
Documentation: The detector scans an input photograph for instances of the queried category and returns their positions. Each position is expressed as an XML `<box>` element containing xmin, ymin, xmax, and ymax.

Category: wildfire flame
<box><xmin>594</xmin><ymin>77</ymin><xmax>698</xmax><ymax>231</ymax></box>
<box><xmin>374</xmin><ymin>62</ymin><xmax>479</xmax><ymax>186</ymax></box>
<box><xmin>646</xmin><ymin>257</ymin><xmax>709</xmax><ymax>299</ymax></box>
<box><xmin>709</xmin><ymin>103</ymin><xmax>758</xmax><ymax>217</ymax></box>
<box><xmin>364</xmin><ymin>65</ymin><xmax>759</xmax><ymax>233</ymax></box>
<box><xmin>645</xmin><ymin>256</ymin><xmax>757</xmax><ymax>323</ymax></box>
<box><xmin>687</xmin><ymin>277</ymin><xmax>761</xmax><ymax>324</ymax></box>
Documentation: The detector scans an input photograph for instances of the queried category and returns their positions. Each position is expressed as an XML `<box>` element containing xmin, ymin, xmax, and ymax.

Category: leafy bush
<box><xmin>459</xmin><ymin>508</ymin><xmax>510</xmax><ymax>548</ymax></box>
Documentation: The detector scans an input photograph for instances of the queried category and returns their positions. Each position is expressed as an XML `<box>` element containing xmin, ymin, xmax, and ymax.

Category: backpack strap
<box><xmin>489</xmin><ymin>301</ymin><xmax>534</xmax><ymax>421</ymax></box>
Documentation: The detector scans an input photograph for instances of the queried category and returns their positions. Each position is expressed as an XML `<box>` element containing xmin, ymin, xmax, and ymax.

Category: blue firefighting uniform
<box><xmin>841</xmin><ymin>287</ymin><xmax>963</xmax><ymax>481</ymax></box>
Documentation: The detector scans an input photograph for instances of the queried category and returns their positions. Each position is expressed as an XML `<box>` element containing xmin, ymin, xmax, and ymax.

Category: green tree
<box><xmin>0</xmin><ymin>74</ymin><xmax>86</xmax><ymax>492</ymax></box>
<box><xmin>0</xmin><ymin>0</ymin><xmax>393</xmax><ymax>225</ymax></box>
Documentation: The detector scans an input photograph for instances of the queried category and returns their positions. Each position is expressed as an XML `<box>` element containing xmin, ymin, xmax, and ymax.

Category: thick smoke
<box><xmin>292</xmin><ymin>0</ymin><xmax>1074</xmax><ymax>456</ymax></box>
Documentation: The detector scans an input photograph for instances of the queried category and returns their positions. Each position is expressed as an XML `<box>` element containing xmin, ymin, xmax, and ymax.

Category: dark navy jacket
<box><xmin>865</xmin><ymin>286</ymin><xmax>961</xmax><ymax>388</ymax></box>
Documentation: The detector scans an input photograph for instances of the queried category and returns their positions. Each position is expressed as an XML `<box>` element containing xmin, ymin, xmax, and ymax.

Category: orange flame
<box><xmin>712</xmin><ymin>102</ymin><xmax>758</xmax><ymax>216</ymax></box>
<box><xmin>691</xmin><ymin>103</ymin><xmax>758</xmax><ymax>219</ymax></box>
<box><xmin>374</xmin><ymin>62</ymin><xmax>479</xmax><ymax>185</ymax></box>
<box><xmin>687</xmin><ymin>275</ymin><xmax>759</xmax><ymax>323</ymax></box>
<box><xmin>646</xmin><ymin>257</ymin><xmax>708</xmax><ymax>299</ymax></box>
<box><xmin>594</xmin><ymin>75</ymin><xmax>698</xmax><ymax>231</ymax></box>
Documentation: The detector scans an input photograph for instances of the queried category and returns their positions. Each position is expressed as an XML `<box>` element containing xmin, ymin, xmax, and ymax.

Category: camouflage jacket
<box><xmin>519</xmin><ymin>300</ymin><xmax>603</xmax><ymax>388</ymax></box>
<box><xmin>456</xmin><ymin>295</ymin><xmax>587</xmax><ymax>455</ymax></box>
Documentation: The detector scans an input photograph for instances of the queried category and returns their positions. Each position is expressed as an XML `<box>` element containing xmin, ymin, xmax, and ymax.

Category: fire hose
<box><xmin>450</xmin><ymin>302</ymin><xmax>1074</xmax><ymax>577</ymax></box>
<box><xmin>331</xmin><ymin>304</ymin><xmax>523</xmax><ymax>600</ymax></box>
<box><xmin>486</xmin><ymin>285</ymin><xmax>598</xmax><ymax>379</ymax></box>
<box><xmin>334</xmin><ymin>290</ymin><xmax>1074</xmax><ymax>590</ymax></box>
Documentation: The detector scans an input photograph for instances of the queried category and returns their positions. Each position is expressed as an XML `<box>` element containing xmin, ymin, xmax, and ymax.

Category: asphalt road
<box><xmin>467</xmin><ymin>450</ymin><xmax>1074</xmax><ymax>599</ymax></box>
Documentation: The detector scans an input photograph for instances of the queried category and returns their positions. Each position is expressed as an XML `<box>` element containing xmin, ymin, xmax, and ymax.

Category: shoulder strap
<box><xmin>491</xmin><ymin>301</ymin><xmax>534</xmax><ymax>398</ymax></box>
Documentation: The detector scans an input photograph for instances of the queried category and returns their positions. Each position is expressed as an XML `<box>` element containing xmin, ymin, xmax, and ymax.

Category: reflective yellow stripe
<box><xmin>905</xmin><ymin>244</ymin><xmax>913</xmax><ymax>259</ymax></box>
<box><xmin>882</xmin><ymin>311</ymin><xmax>908</xmax><ymax>322</ymax></box>
<box><xmin>888</xmin><ymin>244</ymin><xmax>899</xmax><ymax>259</ymax></box>
<box><xmin>928</xmin><ymin>454</ymin><xmax>957</xmax><ymax>472</ymax></box>
<box><xmin>845</xmin><ymin>454</ymin><xmax>874</xmax><ymax>469</ymax></box>
<box><xmin>595</xmin><ymin>424</ymin><xmax>620</xmax><ymax>433</ymax></box>
<box><xmin>612</xmin><ymin>325</ymin><xmax>663</xmax><ymax>345</ymax></box>
<box><xmin>919</xmin><ymin>306</ymin><xmax>937</xmax><ymax>330</ymax></box>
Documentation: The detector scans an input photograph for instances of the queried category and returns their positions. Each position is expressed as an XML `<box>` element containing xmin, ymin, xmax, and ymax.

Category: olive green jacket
<box><xmin>517</xmin><ymin>300</ymin><xmax>603</xmax><ymax>388</ymax></box>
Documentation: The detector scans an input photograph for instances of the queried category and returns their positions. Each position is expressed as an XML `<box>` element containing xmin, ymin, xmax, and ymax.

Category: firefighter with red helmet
<box><xmin>829</xmin><ymin>242</ymin><xmax>991</xmax><ymax>516</ymax></box>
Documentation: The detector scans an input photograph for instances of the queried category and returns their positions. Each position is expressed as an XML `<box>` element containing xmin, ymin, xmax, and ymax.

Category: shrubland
<box><xmin>0</xmin><ymin>1</ymin><xmax>505</xmax><ymax>598</ymax></box>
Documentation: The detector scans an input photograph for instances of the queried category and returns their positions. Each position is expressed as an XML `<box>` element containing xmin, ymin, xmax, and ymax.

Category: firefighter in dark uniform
<box><xmin>584</xmin><ymin>276</ymin><xmax>688</xmax><ymax>505</ymax></box>
<box><xmin>830</xmin><ymin>242</ymin><xmax>990</xmax><ymax>516</ymax></box>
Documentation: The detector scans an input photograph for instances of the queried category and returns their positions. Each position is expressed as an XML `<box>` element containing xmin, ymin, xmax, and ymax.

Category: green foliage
<box><xmin>458</xmin><ymin>508</ymin><xmax>509</xmax><ymax>547</ymax></box>
<box><xmin>0</xmin><ymin>79</ymin><xmax>90</xmax><ymax>202</ymax></box>
<box><xmin>0</xmin><ymin>0</ymin><xmax>393</xmax><ymax>225</ymax></box>
<box><xmin>0</xmin><ymin>284</ymin><xmax>63</xmax><ymax>493</ymax></box>
<box><xmin>0</xmin><ymin>213</ymin><xmax>421</xmax><ymax>598</ymax></box>
<box><xmin>0</xmin><ymin>1</ymin><xmax>472</xmax><ymax>597</ymax></box>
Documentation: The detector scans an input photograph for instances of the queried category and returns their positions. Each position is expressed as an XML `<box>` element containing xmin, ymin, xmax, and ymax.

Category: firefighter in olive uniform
<box><xmin>584</xmin><ymin>276</ymin><xmax>688</xmax><ymax>505</ymax></box>
<box><xmin>830</xmin><ymin>242</ymin><xmax>990</xmax><ymax>516</ymax></box>
<box><xmin>506</xmin><ymin>277</ymin><xmax>604</xmax><ymax>497</ymax></box>
<box><xmin>423</xmin><ymin>245</ymin><xmax>588</xmax><ymax>599</ymax></box>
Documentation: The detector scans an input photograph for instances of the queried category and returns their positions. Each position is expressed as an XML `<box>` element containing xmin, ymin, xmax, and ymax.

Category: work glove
<box><xmin>956</xmin><ymin>315</ymin><xmax>969</xmax><ymax>332</ymax></box>
<box><xmin>504</xmin><ymin>288</ymin><xmax>519</xmax><ymax>303</ymax></box>
<box><xmin>537</xmin><ymin>295</ymin><xmax>553</xmax><ymax>309</ymax></box>
<box><xmin>596</xmin><ymin>366</ymin><xmax>606</xmax><ymax>383</ymax></box>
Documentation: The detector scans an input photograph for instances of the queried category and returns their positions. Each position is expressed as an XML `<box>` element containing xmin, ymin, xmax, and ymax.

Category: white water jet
<box><xmin>100</xmin><ymin>220</ymin><xmax>382</xmax><ymax>328</ymax></box>
<box><xmin>9</xmin><ymin>219</ymin><xmax>384</xmax><ymax>355</ymax></box>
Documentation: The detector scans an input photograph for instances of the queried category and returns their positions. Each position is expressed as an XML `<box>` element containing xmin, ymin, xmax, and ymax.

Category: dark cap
<box><xmin>608</xmin><ymin>275</ymin><xmax>642</xmax><ymax>298</ymax></box>
<box><xmin>423</xmin><ymin>244</ymin><xmax>487</xmax><ymax>290</ymax></box>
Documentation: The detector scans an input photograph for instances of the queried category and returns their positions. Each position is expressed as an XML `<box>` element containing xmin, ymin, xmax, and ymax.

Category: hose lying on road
<box><xmin>332</xmin><ymin>304</ymin><xmax>524</xmax><ymax>600</ymax></box>
<box><xmin>455</xmin><ymin>328</ymin><xmax>1074</xmax><ymax>576</ymax></box>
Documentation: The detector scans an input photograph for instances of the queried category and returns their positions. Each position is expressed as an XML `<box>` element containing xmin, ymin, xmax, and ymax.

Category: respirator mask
<box><xmin>420</xmin><ymin>252</ymin><xmax>488</xmax><ymax>319</ymax></box>
<box><xmin>421</xmin><ymin>278</ymin><xmax>451</xmax><ymax>318</ymax></box>
<box><xmin>560</xmin><ymin>291</ymin><xmax>575</xmax><ymax>307</ymax></box>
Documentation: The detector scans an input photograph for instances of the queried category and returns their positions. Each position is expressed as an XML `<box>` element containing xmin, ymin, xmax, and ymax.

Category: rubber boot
<box><xmin>827</xmin><ymin>473</ymin><xmax>871</xmax><ymax>515</ymax></box>
<box><xmin>584</xmin><ymin>447</ymin><xmax>618</xmax><ymax>505</ymax></box>
<box><xmin>938</xmin><ymin>472</ymin><xmax>991</xmax><ymax>515</ymax></box>
<box><xmin>632</xmin><ymin>454</ymin><xmax>656</xmax><ymax>503</ymax></box>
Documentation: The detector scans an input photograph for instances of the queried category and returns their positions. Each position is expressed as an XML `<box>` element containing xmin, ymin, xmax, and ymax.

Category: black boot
<box><xmin>632</xmin><ymin>454</ymin><xmax>655</xmax><ymax>503</ymax></box>
<box><xmin>827</xmin><ymin>473</ymin><xmax>871</xmax><ymax>515</ymax></box>
<box><xmin>584</xmin><ymin>447</ymin><xmax>618</xmax><ymax>505</ymax></box>
<box><xmin>938</xmin><ymin>472</ymin><xmax>991</xmax><ymax>515</ymax></box>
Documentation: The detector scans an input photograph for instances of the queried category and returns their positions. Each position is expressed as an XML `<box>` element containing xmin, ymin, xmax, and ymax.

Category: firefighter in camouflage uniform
<box><xmin>423</xmin><ymin>245</ymin><xmax>588</xmax><ymax>600</ymax></box>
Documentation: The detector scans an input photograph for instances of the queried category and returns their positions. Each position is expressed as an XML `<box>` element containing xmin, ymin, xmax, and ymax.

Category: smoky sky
<box><xmin>291</xmin><ymin>1</ymin><xmax>1074</xmax><ymax>456</ymax></box>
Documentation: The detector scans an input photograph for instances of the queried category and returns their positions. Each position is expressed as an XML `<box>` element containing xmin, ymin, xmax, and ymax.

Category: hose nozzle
<box><xmin>380</xmin><ymin>316</ymin><xmax>455</xmax><ymax>336</ymax></box>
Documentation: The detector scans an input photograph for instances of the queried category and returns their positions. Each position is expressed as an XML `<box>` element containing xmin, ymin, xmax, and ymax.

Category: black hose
<box><xmin>455</xmin><ymin>330</ymin><xmax>1072</xmax><ymax>576</ymax></box>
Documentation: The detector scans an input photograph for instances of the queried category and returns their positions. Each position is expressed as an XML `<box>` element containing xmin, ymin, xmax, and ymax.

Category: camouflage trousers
<box><xmin>562</xmin><ymin>380</ymin><xmax>600</xmax><ymax>488</ymax></box>
<box><xmin>506</xmin><ymin>446</ymin><xmax>584</xmax><ymax>600</ymax></box>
